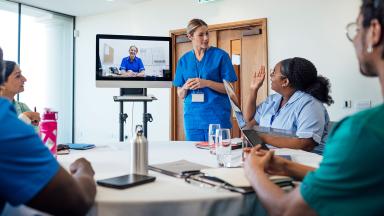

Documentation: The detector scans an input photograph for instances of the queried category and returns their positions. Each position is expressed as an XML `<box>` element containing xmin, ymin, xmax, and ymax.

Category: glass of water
<box><xmin>216</xmin><ymin>128</ymin><xmax>231</xmax><ymax>167</ymax></box>
<box><xmin>208</xmin><ymin>124</ymin><xmax>220</xmax><ymax>155</ymax></box>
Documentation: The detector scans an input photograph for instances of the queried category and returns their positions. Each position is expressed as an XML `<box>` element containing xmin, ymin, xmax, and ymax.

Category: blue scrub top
<box><xmin>0</xmin><ymin>98</ymin><xmax>59</xmax><ymax>213</ymax></box>
<box><xmin>255</xmin><ymin>91</ymin><xmax>329</xmax><ymax>154</ymax></box>
<box><xmin>120</xmin><ymin>56</ymin><xmax>145</xmax><ymax>72</ymax></box>
<box><xmin>173</xmin><ymin>47</ymin><xmax>237</xmax><ymax>130</ymax></box>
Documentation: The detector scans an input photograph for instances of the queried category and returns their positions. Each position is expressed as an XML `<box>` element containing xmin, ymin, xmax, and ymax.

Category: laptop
<box><xmin>223</xmin><ymin>80</ymin><xmax>297</xmax><ymax>149</ymax></box>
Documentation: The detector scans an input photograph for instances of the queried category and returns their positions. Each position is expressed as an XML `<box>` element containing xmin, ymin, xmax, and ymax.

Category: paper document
<box><xmin>201</xmin><ymin>168</ymin><xmax>250</xmax><ymax>187</ymax></box>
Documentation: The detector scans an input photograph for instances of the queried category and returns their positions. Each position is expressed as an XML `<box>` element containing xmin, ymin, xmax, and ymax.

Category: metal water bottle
<box><xmin>40</xmin><ymin>108</ymin><xmax>58</xmax><ymax>157</ymax></box>
<box><xmin>130</xmin><ymin>125</ymin><xmax>148</xmax><ymax>175</ymax></box>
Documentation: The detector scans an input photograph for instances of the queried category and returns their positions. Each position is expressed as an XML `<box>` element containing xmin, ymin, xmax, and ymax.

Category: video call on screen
<box><xmin>98</xmin><ymin>38</ymin><xmax>170</xmax><ymax>78</ymax></box>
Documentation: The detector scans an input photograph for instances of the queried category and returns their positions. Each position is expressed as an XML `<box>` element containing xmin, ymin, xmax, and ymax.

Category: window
<box><xmin>0</xmin><ymin>1</ymin><xmax>74</xmax><ymax>143</ymax></box>
<box><xmin>0</xmin><ymin>0</ymin><xmax>18</xmax><ymax>61</ymax></box>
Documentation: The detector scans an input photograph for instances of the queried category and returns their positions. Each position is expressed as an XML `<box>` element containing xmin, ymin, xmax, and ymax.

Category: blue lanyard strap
<box><xmin>193</xmin><ymin>48</ymin><xmax>209</xmax><ymax>79</ymax></box>
<box><xmin>192</xmin><ymin>50</ymin><xmax>208</xmax><ymax>93</ymax></box>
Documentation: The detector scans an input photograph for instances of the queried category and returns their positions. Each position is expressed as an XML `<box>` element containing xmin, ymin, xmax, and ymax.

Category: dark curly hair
<box><xmin>280</xmin><ymin>57</ymin><xmax>334</xmax><ymax>106</ymax></box>
<box><xmin>361</xmin><ymin>0</ymin><xmax>384</xmax><ymax>57</ymax></box>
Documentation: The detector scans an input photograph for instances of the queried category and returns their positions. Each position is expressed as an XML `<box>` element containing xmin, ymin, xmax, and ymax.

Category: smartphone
<box><xmin>97</xmin><ymin>174</ymin><xmax>156</xmax><ymax>189</ymax></box>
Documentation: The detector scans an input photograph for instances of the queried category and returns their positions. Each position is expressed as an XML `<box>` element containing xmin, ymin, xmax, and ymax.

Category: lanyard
<box><xmin>192</xmin><ymin>49</ymin><xmax>208</xmax><ymax>93</ymax></box>
<box><xmin>193</xmin><ymin>48</ymin><xmax>209</xmax><ymax>79</ymax></box>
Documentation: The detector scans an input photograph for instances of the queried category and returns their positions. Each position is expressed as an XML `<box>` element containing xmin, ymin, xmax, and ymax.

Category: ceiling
<box><xmin>9</xmin><ymin>0</ymin><xmax>151</xmax><ymax>16</ymax></box>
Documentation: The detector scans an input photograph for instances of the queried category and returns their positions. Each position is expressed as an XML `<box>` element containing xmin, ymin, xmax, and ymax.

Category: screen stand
<box><xmin>113</xmin><ymin>88</ymin><xmax>157</xmax><ymax>142</ymax></box>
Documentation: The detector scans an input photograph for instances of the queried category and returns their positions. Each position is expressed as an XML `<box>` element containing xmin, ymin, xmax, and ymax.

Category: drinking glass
<box><xmin>216</xmin><ymin>128</ymin><xmax>231</xmax><ymax>167</ymax></box>
<box><xmin>208</xmin><ymin>124</ymin><xmax>220</xmax><ymax>155</ymax></box>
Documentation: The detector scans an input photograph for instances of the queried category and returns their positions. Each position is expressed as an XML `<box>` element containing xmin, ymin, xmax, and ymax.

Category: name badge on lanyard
<box><xmin>191</xmin><ymin>50</ymin><xmax>206</xmax><ymax>103</ymax></box>
<box><xmin>192</xmin><ymin>92</ymin><xmax>204</xmax><ymax>102</ymax></box>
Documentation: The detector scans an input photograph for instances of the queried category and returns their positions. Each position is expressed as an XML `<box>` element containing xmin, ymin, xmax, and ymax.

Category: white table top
<box><xmin>59</xmin><ymin>141</ymin><xmax>322</xmax><ymax>216</ymax></box>
<box><xmin>2</xmin><ymin>141</ymin><xmax>322</xmax><ymax>216</ymax></box>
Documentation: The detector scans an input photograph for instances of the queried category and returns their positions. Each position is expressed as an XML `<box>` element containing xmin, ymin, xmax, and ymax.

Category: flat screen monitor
<box><xmin>96</xmin><ymin>34</ymin><xmax>172</xmax><ymax>88</ymax></box>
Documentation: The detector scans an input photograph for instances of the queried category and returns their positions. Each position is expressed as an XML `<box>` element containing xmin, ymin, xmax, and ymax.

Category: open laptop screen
<box><xmin>223</xmin><ymin>80</ymin><xmax>246</xmax><ymax>129</ymax></box>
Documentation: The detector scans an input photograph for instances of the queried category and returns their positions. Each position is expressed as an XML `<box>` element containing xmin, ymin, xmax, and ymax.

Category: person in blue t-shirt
<box><xmin>0</xmin><ymin>47</ymin><xmax>96</xmax><ymax>215</ymax></box>
<box><xmin>173</xmin><ymin>18</ymin><xmax>237</xmax><ymax>141</ymax></box>
<box><xmin>244</xmin><ymin>58</ymin><xmax>333</xmax><ymax>154</ymax></box>
<box><xmin>119</xmin><ymin>45</ymin><xmax>145</xmax><ymax>77</ymax></box>
<box><xmin>243</xmin><ymin>1</ymin><xmax>384</xmax><ymax>215</ymax></box>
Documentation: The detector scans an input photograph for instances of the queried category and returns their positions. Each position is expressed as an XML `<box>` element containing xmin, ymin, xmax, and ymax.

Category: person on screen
<box><xmin>0</xmin><ymin>61</ymin><xmax>40</xmax><ymax>129</ymax></box>
<box><xmin>173</xmin><ymin>18</ymin><xmax>237</xmax><ymax>141</ymax></box>
<box><xmin>119</xmin><ymin>45</ymin><xmax>145</xmax><ymax>77</ymax></box>
<box><xmin>0</xmin><ymin>47</ymin><xmax>96</xmax><ymax>215</ymax></box>
<box><xmin>243</xmin><ymin>0</ymin><xmax>384</xmax><ymax>215</ymax></box>
<box><xmin>243</xmin><ymin>58</ymin><xmax>332</xmax><ymax>154</ymax></box>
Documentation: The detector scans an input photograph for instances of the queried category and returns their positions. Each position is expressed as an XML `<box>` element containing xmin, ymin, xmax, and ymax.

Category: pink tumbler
<box><xmin>40</xmin><ymin>109</ymin><xmax>58</xmax><ymax>157</ymax></box>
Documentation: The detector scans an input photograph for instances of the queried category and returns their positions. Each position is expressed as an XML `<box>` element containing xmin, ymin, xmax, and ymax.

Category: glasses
<box><xmin>270</xmin><ymin>69</ymin><xmax>286</xmax><ymax>79</ymax></box>
<box><xmin>346</xmin><ymin>22</ymin><xmax>359</xmax><ymax>42</ymax></box>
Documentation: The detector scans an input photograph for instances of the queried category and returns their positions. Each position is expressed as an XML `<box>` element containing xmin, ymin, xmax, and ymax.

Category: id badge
<box><xmin>192</xmin><ymin>93</ymin><xmax>204</xmax><ymax>102</ymax></box>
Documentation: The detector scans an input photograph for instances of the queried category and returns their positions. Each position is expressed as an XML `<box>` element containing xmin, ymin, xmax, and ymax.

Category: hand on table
<box><xmin>120</xmin><ymin>70</ymin><xmax>137</xmax><ymax>77</ymax></box>
<box><xmin>243</xmin><ymin>145</ymin><xmax>290</xmax><ymax>176</ymax></box>
<box><xmin>70</xmin><ymin>158</ymin><xmax>95</xmax><ymax>177</ymax></box>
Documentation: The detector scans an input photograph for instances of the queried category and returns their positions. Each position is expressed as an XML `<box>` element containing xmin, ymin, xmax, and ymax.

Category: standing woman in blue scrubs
<box><xmin>173</xmin><ymin>19</ymin><xmax>237</xmax><ymax>141</ymax></box>
<box><xmin>244</xmin><ymin>58</ymin><xmax>333</xmax><ymax>154</ymax></box>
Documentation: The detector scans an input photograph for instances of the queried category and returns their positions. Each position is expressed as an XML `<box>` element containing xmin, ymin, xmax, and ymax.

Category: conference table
<box><xmin>3</xmin><ymin>141</ymin><xmax>322</xmax><ymax>216</ymax></box>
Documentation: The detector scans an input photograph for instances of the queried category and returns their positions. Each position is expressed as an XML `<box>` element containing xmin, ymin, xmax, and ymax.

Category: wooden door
<box><xmin>170</xmin><ymin>19</ymin><xmax>268</xmax><ymax>140</ymax></box>
<box><xmin>171</xmin><ymin>35</ymin><xmax>191</xmax><ymax>141</ymax></box>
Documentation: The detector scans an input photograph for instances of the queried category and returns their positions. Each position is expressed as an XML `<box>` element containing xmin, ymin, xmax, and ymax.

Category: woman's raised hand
<box><xmin>250</xmin><ymin>65</ymin><xmax>266</xmax><ymax>90</ymax></box>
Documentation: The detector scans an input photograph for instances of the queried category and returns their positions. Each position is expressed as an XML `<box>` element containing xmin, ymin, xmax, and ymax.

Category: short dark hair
<box><xmin>280</xmin><ymin>57</ymin><xmax>334</xmax><ymax>106</ymax></box>
<box><xmin>3</xmin><ymin>60</ymin><xmax>17</xmax><ymax>82</ymax></box>
<box><xmin>361</xmin><ymin>0</ymin><xmax>384</xmax><ymax>57</ymax></box>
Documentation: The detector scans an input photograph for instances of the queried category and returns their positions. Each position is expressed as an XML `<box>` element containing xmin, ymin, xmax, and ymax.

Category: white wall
<box><xmin>75</xmin><ymin>0</ymin><xmax>383</xmax><ymax>143</ymax></box>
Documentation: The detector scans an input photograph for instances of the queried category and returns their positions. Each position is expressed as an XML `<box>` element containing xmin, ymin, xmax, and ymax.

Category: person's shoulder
<box><xmin>0</xmin><ymin>100</ymin><xmax>36</xmax><ymax>142</ymax></box>
<box><xmin>15</xmin><ymin>100</ymin><xmax>28</xmax><ymax>107</ymax></box>
<box><xmin>209</xmin><ymin>47</ymin><xmax>228</xmax><ymax>56</ymax></box>
<box><xmin>296</xmin><ymin>91</ymin><xmax>325</xmax><ymax>108</ymax></box>
<box><xmin>348</xmin><ymin>104</ymin><xmax>384</xmax><ymax>129</ymax></box>
<box><xmin>330</xmin><ymin>104</ymin><xmax>384</xmax><ymax>142</ymax></box>
<box><xmin>0</xmin><ymin>98</ymin><xmax>12</xmax><ymax>108</ymax></box>
<box><xmin>264</xmin><ymin>93</ymin><xmax>281</xmax><ymax>104</ymax></box>
<box><xmin>178</xmin><ymin>50</ymin><xmax>194</xmax><ymax>62</ymax></box>
<box><xmin>0</xmin><ymin>98</ymin><xmax>15</xmax><ymax>118</ymax></box>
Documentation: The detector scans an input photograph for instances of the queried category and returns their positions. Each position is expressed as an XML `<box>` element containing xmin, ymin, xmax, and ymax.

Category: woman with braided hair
<box><xmin>244</xmin><ymin>57</ymin><xmax>333</xmax><ymax>154</ymax></box>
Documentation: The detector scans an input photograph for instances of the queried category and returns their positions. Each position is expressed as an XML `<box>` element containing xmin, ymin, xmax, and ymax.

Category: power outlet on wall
<box><xmin>343</xmin><ymin>100</ymin><xmax>352</xmax><ymax>109</ymax></box>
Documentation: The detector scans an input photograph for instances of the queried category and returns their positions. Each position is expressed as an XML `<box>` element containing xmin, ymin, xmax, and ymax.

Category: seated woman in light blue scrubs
<box><xmin>244</xmin><ymin>57</ymin><xmax>333</xmax><ymax>154</ymax></box>
<box><xmin>173</xmin><ymin>19</ymin><xmax>237</xmax><ymax>141</ymax></box>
